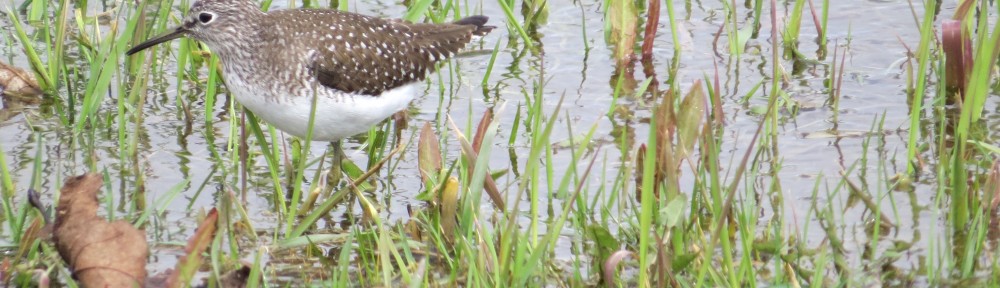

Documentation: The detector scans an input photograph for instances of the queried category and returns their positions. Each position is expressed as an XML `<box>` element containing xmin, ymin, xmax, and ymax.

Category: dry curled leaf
<box><xmin>942</xmin><ymin>20</ymin><xmax>972</xmax><ymax>97</ymax></box>
<box><xmin>53</xmin><ymin>173</ymin><xmax>148</xmax><ymax>287</ymax></box>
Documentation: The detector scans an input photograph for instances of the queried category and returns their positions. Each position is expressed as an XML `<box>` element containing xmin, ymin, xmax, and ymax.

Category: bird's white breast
<box><xmin>223</xmin><ymin>72</ymin><xmax>416</xmax><ymax>142</ymax></box>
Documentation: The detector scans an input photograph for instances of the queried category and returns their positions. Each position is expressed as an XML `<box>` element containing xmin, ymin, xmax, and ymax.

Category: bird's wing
<box><xmin>270</xmin><ymin>10</ymin><xmax>491</xmax><ymax>96</ymax></box>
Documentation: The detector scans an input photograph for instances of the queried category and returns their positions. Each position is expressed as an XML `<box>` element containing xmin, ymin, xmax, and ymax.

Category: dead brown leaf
<box><xmin>53</xmin><ymin>173</ymin><xmax>148</xmax><ymax>287</ymax></box>
<box><xmin>942</xmin><ymin>20</ymin><xmax>972</xmax><ymax>97</ymax></box>
<box><xmin>472</xmin><ymin>108</ymin><xmax>493</xmax><ymax>152</ymax></box>
<box><xmin>1</xmin><ymin>258</ymin><xmax>10</xmax><ymax>283</ymax></box>
<box><xmin>0</xmin><ymin>61</ymin><xmax>43</xmax><ymax>100</ymax></box>
<box><xmin>447</xmin><ymin>116</ymin><xmax>506</xmax><ymax>210</ymax></box>
<box><xmin>470</xmin><ymin>110</ymin><xmax>505</xmax><ymax>211</ymax></box>
<box><xmin>167</xmin><ymin>208</ymin><xmax>219</xmax><ymax>288</ymax></box>
<box><xmin>641</xmin><ymin>0</ymin><xmax>660</xmax><ymax>61</ymax></box>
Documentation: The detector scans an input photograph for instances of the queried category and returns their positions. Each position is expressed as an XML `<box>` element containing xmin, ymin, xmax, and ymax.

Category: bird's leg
<box><xmin>326</xmin><ymin>141</ymin><xmax>344</xmax><ymax>188</ymax></box>
<box><xmin>392</xmin><ymin>110</ymin><xmax>408</xmax><ymax>143</ymax></box>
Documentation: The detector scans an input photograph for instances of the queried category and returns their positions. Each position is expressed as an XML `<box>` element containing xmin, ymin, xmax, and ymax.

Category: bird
<box><xmin>126</xmin><ymin>0</ymin><xmax>493</xmax><ymax>150</ymax></box>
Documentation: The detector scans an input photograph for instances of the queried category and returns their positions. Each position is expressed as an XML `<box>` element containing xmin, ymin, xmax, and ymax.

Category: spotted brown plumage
<box><xmin>269</xmin><ymin>10</ymin><xmax>494</xmax><ymax>96</ymax></box>
<box><xmin>127</xmin><ymin>0</ymin><xmax>494</xmax><ymax>142</ymax></box>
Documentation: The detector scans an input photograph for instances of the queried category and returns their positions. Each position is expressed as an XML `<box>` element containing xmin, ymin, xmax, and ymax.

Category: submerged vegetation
<box><xmin>3</xmin><ymin>0</ymin><xmax>1000</xmax><ymax>286</ymax></box>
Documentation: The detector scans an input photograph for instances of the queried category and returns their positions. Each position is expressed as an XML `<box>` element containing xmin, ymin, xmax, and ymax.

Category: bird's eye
<box><xmin>198</xmin><ymin>12</ymin><xmax>214</xmax><ymax>24</ymax></box>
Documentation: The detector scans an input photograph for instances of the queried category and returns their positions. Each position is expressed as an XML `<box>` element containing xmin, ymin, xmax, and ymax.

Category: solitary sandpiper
<box><xmin>127</xmin><ymin>0</ymin><xmax>493</xmax><ymax>144</ymax></box>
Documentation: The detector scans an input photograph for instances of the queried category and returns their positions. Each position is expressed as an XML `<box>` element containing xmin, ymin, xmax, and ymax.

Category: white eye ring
<box><xmin>198</xmin><ymin>12</ymin><xmax>215</xmax><ymax>24</ymax></box>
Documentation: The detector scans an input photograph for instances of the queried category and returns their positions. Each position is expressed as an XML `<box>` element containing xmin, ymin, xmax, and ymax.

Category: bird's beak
<box><xmin>126</xmin><ymin>26</ymin><xmax>189</xmax><ymax>56</ymax></box>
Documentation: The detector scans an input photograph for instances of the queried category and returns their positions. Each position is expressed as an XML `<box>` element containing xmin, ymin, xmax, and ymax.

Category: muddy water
<box><xmin>0</xmin><ymin>0</ymin><xmax>978</xmax><ymax>279</ymax></box>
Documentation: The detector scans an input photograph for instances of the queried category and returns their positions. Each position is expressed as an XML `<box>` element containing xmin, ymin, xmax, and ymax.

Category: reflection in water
<box><xmin>0</xmin><ymin>64</ymin><xmax>44</xmax><ymax>124</ymax></box>
<box><xmin>0</xmin><ymin>94</ymin><xmax>40</xmax><ymax>124</ymax></box>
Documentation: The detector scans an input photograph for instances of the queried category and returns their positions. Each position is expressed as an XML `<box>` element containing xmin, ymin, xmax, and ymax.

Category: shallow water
<box><xmin>0</xmin><ymin>0</ymin><xmax>993</xmax><ymax>283</ymax></box>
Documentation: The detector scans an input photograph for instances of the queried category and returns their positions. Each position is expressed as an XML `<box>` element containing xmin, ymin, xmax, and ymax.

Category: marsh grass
<box><xmin>4</xmin><ymin>0</ymin><xmax>1000</xmax><ymax>287</ymax></box>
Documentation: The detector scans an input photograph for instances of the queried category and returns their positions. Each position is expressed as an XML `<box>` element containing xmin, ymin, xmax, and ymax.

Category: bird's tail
<box><xmin>453</xmin><ymin>16</ymin><xmax>495</xmax><ymax>36</ymax></box>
